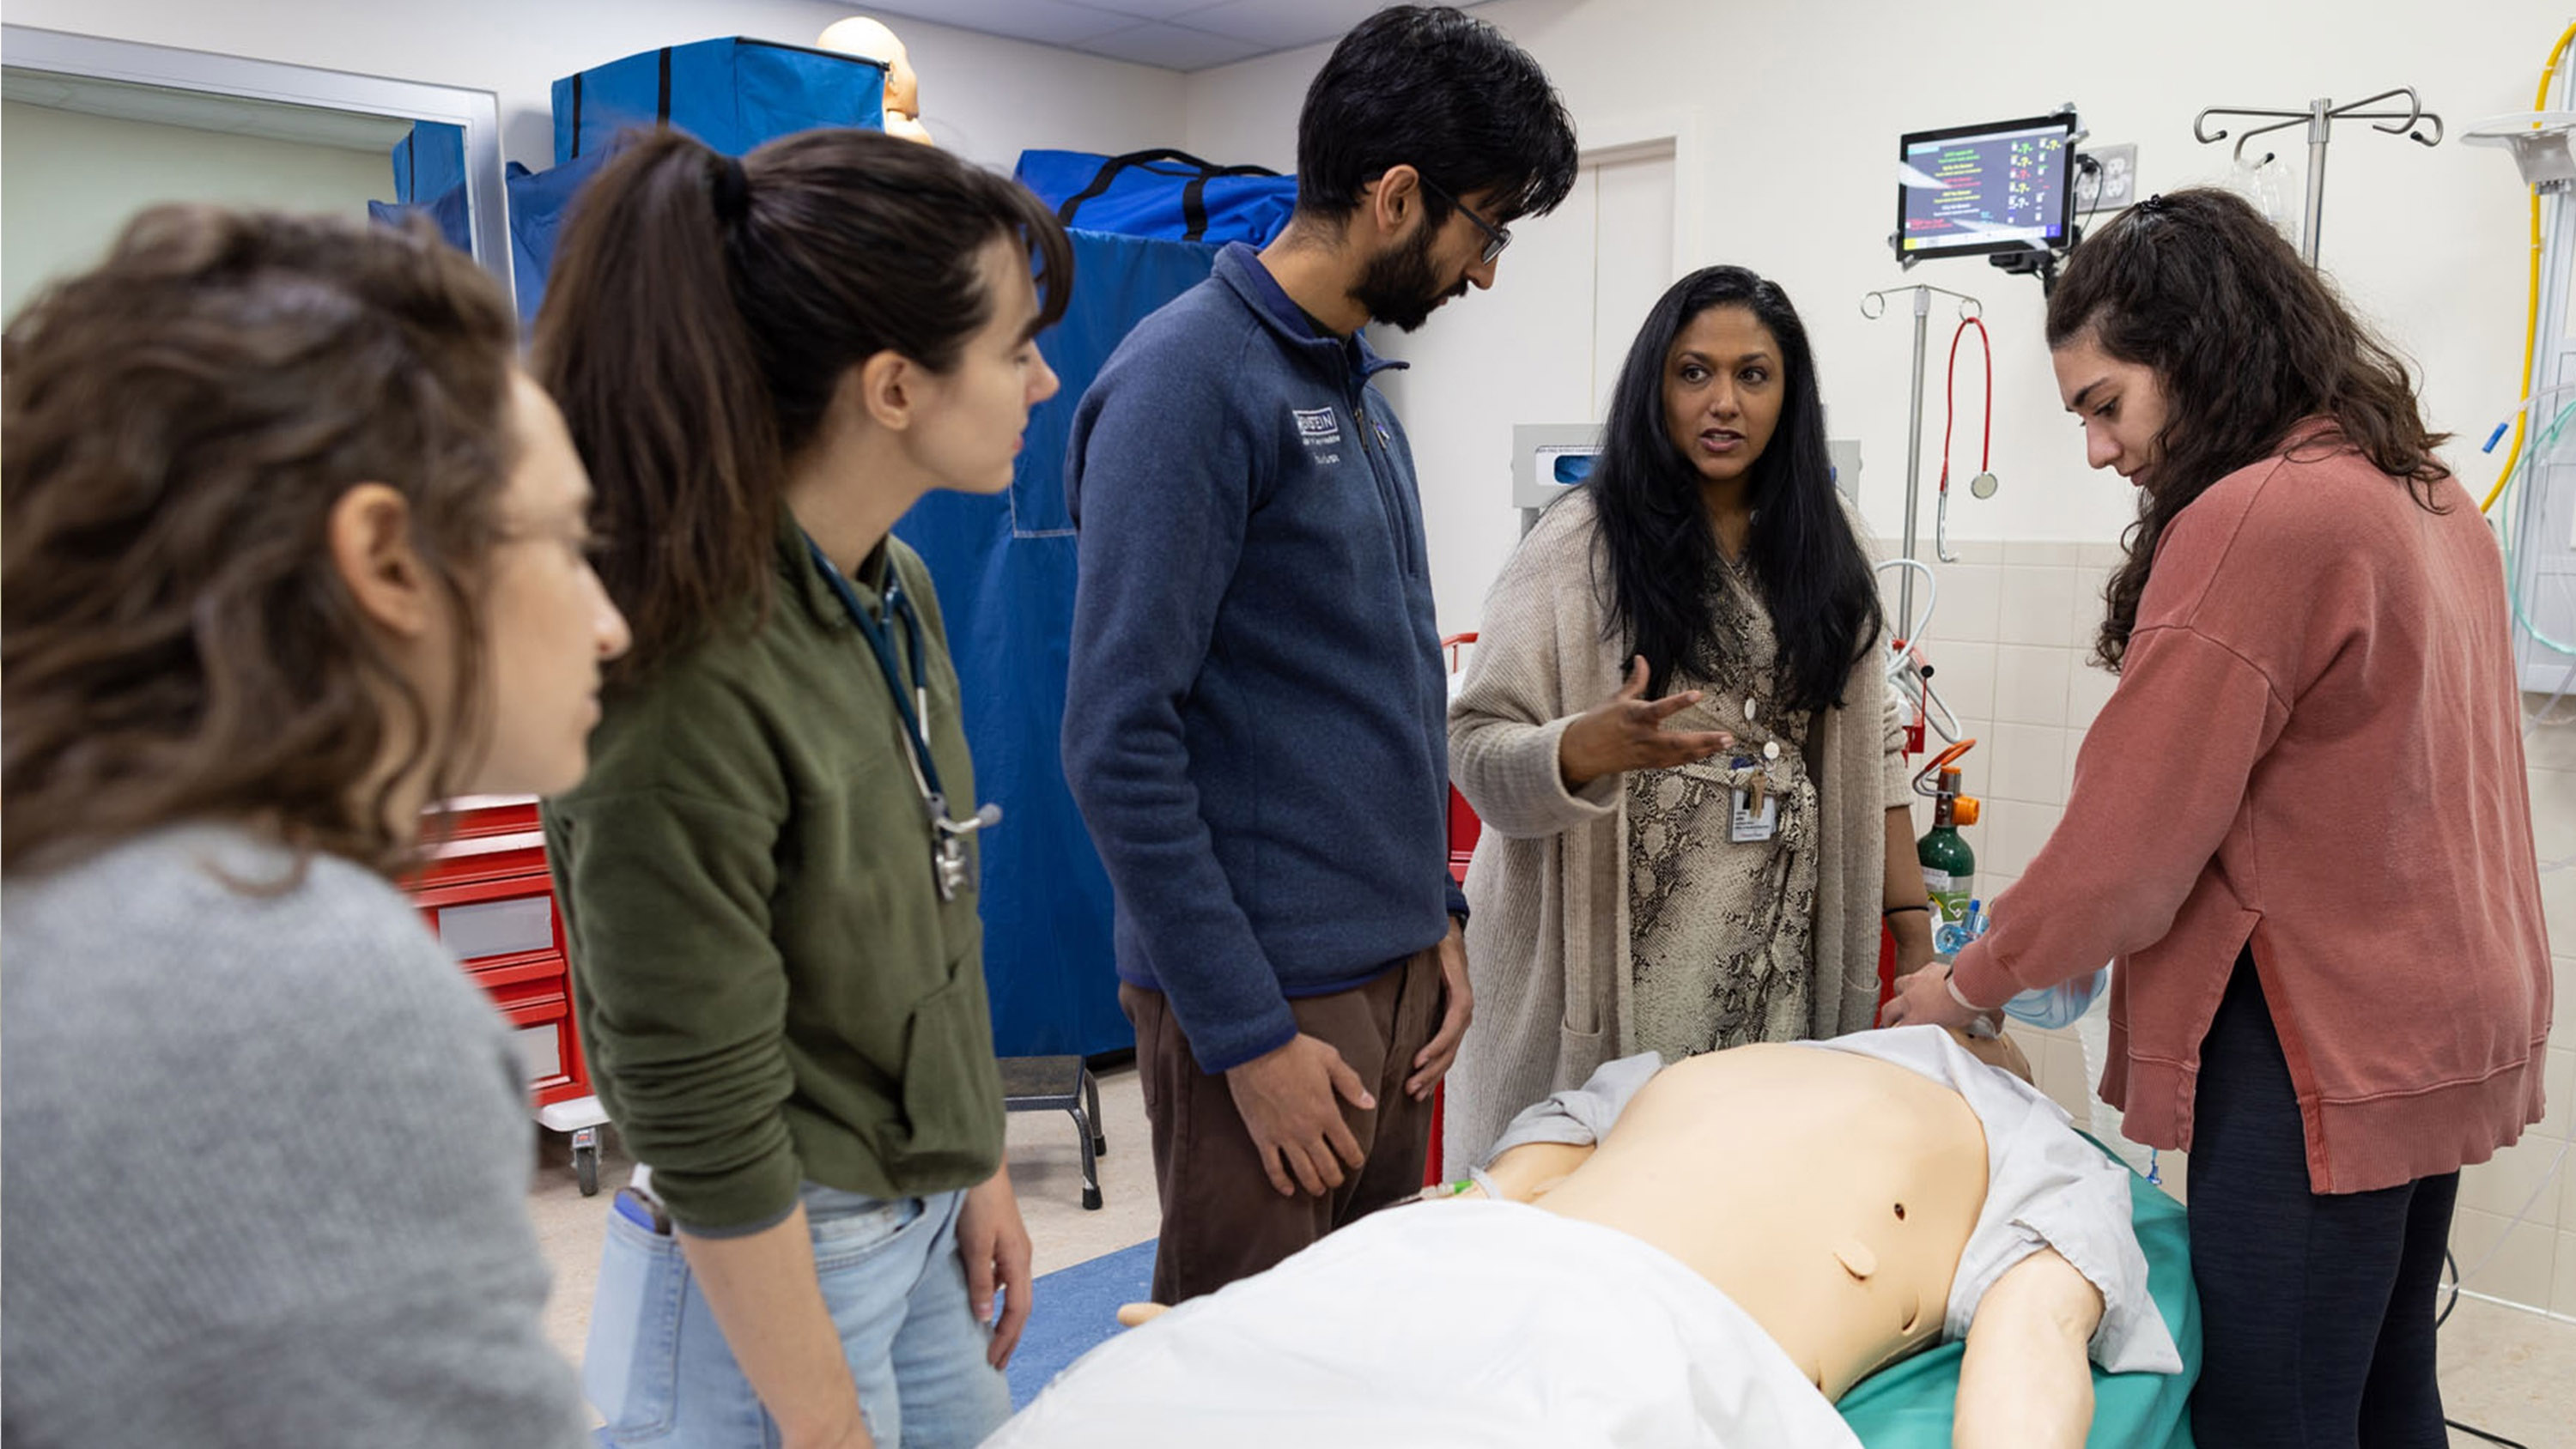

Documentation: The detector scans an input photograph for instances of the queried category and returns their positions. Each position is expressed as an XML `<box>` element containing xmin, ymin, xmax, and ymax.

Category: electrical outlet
<box><xmin>2076</xmin><ymin>143</ymin><xmax>2137</xmax><ymax>215</ymax></box>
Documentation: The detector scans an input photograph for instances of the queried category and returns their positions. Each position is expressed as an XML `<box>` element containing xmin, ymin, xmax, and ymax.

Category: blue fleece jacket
<box><xmin>1063</xmin><ymin>243</ymin><xmax>1465</xmax><ymax>1073</ymax></box>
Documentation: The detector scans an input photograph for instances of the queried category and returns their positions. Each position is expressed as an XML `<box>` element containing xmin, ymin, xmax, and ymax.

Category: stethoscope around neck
<box><xmin>803</xmin><ymin>535</ymin><xmax>1000</xmax><ymax>901</ymax></box>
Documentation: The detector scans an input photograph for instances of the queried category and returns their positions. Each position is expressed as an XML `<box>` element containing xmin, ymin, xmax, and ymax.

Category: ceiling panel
<box><xmin>1060</xmin><ymin>0</ymin><xmax>1238</xmax><ymax>20</ymax></box>
<box><xmin>860</xmin><ymin>0</ymin><xmax>1136</xmax><ymax>47</ymax></box>
<box><xmin>854</xmin><ymin>0</ymin><xmax>1419</xmax><ymax>70</ymax></box>
<box><xmin>1177</xmin><ymin>0</ymin><xmax>1401</xmax><ymax>50</ymax></box>
<box><xmin>1069</xmin><ymin>21</ymin><xmax>1267</xmax><ymax>70</ymax></box>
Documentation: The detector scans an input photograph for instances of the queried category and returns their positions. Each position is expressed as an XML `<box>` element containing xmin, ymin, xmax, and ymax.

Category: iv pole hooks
<box><xmin>2192</xmin><ymin>87</ymin><xmax>2443</xmax><ymax>265</ymax></box>
<box><xmin>1860</xmin><ymin>284</ymin><xmax>1982</xmax><ymax>322</ymax></box>
<box><xmin>1862</xmin><ymin>282</ymin><xmax>1984</xmax><ymax>644</ymax></box>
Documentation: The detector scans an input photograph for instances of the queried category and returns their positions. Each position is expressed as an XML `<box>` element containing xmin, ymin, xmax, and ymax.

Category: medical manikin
<box><xmin>987</xmin><ymin>1026</ymin><xmax>2183</xmax><ymax>1449</ymax></box>
<box><xmin>817</xmin><ymin>16</ymin><xmax>933</xmax><ymax>144</ymax></box>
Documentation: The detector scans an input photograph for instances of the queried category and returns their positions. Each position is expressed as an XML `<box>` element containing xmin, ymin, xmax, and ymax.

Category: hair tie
<box><xmin>2136</xmin><ymin>192</ymin><xmax>2170</xmax><ymax>216</ymax></box>
<box><xmin>711</xmin><ymin>155</ymin><xmax>751</xmax><ymax>226</ymax></box>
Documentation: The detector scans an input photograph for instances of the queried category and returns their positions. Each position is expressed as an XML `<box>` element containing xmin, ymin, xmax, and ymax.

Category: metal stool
<box><xmin>999</xmin><ymin>1055</ymin><xmax>1106</xmax><ymax>1210</ymax></box>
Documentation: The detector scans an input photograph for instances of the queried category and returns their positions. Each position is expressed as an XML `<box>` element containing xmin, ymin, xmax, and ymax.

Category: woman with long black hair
<box><xmin>1445</xmin><ymin>264</ymin><xmax>1928</xmax><ymax>1170</ymax></box>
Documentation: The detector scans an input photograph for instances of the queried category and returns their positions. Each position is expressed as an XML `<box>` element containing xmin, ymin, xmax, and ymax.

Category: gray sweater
<box><xmin>2</xmin><ymin>825</ymin><xmax>587</xmax><ymax>1447</ymax></box>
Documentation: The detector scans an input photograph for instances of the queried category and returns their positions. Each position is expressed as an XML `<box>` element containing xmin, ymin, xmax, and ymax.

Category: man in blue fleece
<box><xmin>1062</xmin><ymin>4</ymin><xmax>1580</xmax><ymax>1304</ymax></box>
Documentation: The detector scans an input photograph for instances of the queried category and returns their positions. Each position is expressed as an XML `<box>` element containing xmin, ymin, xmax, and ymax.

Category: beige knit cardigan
<box><xmin>1443</xmin><ymin>488</ymin><xmax>1903</xmax><ymax>1173</ymax></box>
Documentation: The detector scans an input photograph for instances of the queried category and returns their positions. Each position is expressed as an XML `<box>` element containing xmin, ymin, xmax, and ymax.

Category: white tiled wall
<box><xmin>1886</xmin><ymin>540</ymin><xmax>2575</xmax><ymax>1318</ymax></box>
<box><xmin>1884</xmin><ymin>538</ymin><xmax>2124</xmax><ymax>895</ymax></box>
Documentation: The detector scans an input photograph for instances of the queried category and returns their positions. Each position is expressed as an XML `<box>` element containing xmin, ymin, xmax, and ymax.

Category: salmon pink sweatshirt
<box><xmin>1949</xmin><ymin>433</ymin><xmax>2552</xmax><ymax>1193</ymax></box>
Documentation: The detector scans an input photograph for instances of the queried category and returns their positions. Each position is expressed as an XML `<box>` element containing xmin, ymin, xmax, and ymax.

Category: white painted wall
<box><xmin>2</xmin><ymin>100</ymin><xmax>392</xmax><ymax>317</ymax></box>
<box><xmin>2</xmin><ymin>0</ymin><xmax>1188</xmax><ymax>173</ymax></box>
<box><xmin>1187</xmin><ymin>0</ymin><xmax>2561</xmax><ymax>577</ymax></box>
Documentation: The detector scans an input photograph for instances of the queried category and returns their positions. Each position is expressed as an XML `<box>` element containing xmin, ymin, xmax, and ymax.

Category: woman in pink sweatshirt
<box><xmin>1882</xmin><ymin>189</ymin><xmax>2551</xmax><ymax>1446</ymax></box>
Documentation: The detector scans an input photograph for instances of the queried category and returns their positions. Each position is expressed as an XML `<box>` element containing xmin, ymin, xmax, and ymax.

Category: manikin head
<box><xmin>817</xmin><ymin>16</ymin><xmax>928</xmax><ymax>143</ymax></box>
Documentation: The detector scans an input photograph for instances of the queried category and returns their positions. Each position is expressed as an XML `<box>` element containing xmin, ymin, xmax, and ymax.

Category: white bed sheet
<box><xmin>985</xmin><ymin>1197</ymin><xmax>1862</xmax><ymax>1448</ymax></box>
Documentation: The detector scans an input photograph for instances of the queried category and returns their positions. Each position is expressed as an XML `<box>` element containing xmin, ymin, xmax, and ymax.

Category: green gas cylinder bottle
<box><xmin>1918</xmin><ymin>764</ymin><xmax>1980</xmax><ymax>943</ymax></box>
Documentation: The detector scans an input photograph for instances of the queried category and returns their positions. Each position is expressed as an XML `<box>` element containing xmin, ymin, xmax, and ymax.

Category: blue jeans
<box><xmin>585</xmin><ymin>1184</ymin><xmax>1010</xmax><ymax>1448</ymax></box>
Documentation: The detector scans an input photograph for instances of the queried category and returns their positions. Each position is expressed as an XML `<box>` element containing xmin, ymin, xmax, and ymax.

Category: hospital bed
<box><xmin>1839</xmin><ymin>1138</ymin><xmax>2198</xmax><ymax>1449</ymax></box>
<box><xmin>996</xmin><ymin>1134</ymin><xmax>2198</xmax><ymax>1446</ymax></box>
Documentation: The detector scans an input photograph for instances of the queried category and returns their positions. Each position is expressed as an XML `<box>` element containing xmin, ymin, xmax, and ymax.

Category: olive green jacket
<box><xmin>545</xmin><ymin>519</ymin><xmax>1003</xmax><ymax>1232</ymax></box>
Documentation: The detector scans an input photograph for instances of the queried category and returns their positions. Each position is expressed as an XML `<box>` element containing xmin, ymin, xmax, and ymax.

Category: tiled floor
<box><xmin>526</xmin><ymin>1065</ymin><xmax>2576</xmax><ymax>1445</ymax></box>
<box><xmin>2440</xmin><ymin>1292</ymin><xmax>2576</xmax><ymax>1448</ymax></box>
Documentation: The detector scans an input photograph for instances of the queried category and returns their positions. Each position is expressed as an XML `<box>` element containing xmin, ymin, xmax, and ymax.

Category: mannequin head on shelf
<box><xmin>818</xmin><ymin>16</ymin><xmax>932</xmax><ymax>145</ymax></box>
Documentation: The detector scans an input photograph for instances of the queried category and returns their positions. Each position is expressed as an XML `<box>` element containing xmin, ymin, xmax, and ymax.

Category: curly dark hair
<box><xmin>3</xmin><ymin>207</ymin><xmax>520</xmax><ymax>877</ymax></box>
<box><xmin>2044</xmin><ymin>188</ymin><xmax>2451</xmax><ymax>671</ymax></box>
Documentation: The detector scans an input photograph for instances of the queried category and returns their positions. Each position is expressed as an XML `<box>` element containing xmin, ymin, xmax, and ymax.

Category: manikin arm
<box><xmin>1953</xmin><ymin>1247</ymin><xmax>2103</xmax><ymax>1449</ymax></box>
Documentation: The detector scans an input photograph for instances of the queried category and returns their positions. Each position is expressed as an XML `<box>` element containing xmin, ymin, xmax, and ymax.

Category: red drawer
<box><xmin>477</xmin><ymin>968</ymin><xmax>587</xmax><ymax>1106</ymax></box>
<box><xmin>407</xmin><ymin>801</ymin><xmax>593</xmax><ymax>1107</ymax></box>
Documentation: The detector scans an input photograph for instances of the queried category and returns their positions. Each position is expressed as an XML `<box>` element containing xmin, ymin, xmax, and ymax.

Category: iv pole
<box><xmin>1861</xmin><ymin>282</ymin><xmax>1983</xmax><ymax>645</ymax></box>
<box><xmin>2193</xmin><ymin>88</ymin><xmax>2443</xmax><ymax>264</ymax></box>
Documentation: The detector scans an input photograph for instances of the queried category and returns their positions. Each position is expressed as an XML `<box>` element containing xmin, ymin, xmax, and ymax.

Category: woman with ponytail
<box><xmin>532</xmin><ymin>127</ymin><xmax>1069</xmax><ymax>1449</ymax></box>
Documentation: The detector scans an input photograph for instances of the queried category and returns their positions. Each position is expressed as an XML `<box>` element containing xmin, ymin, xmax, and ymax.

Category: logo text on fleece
<box><xmin>1291</xmin><ymin>407</ymin><xmax>1342</xmax><ymax>448</ymax></box>
<box><xmin>1291</xmin><ymin>407</ymin><xmax>1343</xmax><ymax>465</ymax></box>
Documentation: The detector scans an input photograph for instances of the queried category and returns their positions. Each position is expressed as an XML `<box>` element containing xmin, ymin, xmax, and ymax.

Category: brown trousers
<box><xmin>1120</xmin><ymin>947</ymin><xmax>1443</xmax><ymax>1305</ymax></box>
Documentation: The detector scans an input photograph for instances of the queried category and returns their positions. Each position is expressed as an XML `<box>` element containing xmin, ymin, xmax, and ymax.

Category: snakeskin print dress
<box><xmin>1625</xmin><ymin>551</ymin><xmax>1820</xmax><ymax>1061</ymax></box>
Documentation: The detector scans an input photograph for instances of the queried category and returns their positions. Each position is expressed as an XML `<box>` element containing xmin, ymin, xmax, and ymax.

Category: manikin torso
<box><xmin>1098</xmin><ymin>1030</ymin><xmax>2105</xmax><ymax>1445</ymax></box>
<box><xmin>1522</xmin><ymin>1044</ymin><xmax>1990</xmax><ymax>1401</ymax></box>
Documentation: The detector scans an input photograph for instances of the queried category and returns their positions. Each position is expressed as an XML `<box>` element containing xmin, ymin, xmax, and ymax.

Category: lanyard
<box><xmin>805</xmin><ymin>535</ymin><xmax>944</xmax><ymax>803</ymax></box>
<box><xmin>804</xmin><ymin>535</ymin><xmax>998</xmax><ymax>899</ymax></box>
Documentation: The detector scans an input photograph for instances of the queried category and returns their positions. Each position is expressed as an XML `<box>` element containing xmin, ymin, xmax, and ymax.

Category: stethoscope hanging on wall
<box><xmin>805</xmin><ymin>537</ymin><xmax>1002</xmax><ymax>901</ymax></box>
<box><xmin>1935</xmin><ymin>313</ymin><xmax>1997</xmax><ymax>564</ymax></box>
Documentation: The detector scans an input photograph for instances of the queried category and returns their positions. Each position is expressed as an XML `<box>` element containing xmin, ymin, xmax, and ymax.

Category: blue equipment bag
<box><xmin>369</xmin><ymin>147</ymin><xmax>605</xmax><ymax>327</ymax></box>
<box><xmin>892</xmin><ymin>229</ymin><xmax>1224</xmax><ymax>1058</ymax></box>
<box><xmin>552</xmin><ymin>36</ymin><xmax>884</xmax><ymax>164</ymax></box>
<box><xmin>368</xmin><ymin>121</ymin><xmax>471</xmax><ymax>255</ymax></box>
<box><xmin>503</xmin><ymin>149</ymin><xmax>617</xmax><ymax>325</ymax></box>
<box><xmin>392</xmin><ymin>122</ymin><xmax>465</xmax><ymax>207</ymax></box>
<box><xmin>1015</xmin><ymin>149</ymin><xmax>1295</xmax><ymax>246</ymax></box>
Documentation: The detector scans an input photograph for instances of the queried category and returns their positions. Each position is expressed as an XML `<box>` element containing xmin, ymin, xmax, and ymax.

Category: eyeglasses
<box><xmin>1414</xmin><ymin>173</ymin><xmax>1511</xmax><ymax>265</ymax></box>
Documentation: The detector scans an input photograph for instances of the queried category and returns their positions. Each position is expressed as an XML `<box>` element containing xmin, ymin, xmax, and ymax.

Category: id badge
<box><xmin>1728</xmin><ymin>786</ymin><xmax>1778</xmax><ymax>843</ymax></box>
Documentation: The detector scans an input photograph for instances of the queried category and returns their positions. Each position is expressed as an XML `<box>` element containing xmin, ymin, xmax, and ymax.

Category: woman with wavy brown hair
<box><xmin>2</xmin><ymin>208</ymin><xmax>629</xmax><ymax>1447</ymax></box>
<box><xmin>1882</xmin><ymin>188</ymin><xmax>2550</xmax><ymax>1446</ymax></box>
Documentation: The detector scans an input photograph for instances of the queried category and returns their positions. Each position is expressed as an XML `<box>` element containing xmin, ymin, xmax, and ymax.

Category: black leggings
<box><xmin>2187</xmin><ymin>950</ymin><xmax>2458</xmax><ymax>1448</ymax></box>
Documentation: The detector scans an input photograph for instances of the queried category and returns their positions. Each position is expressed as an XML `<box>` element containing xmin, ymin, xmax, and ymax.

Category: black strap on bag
<box><xmin>1055</xmin><ymin>148</ymin><xmax>1281</xmax><ymax>241</ymax></box>
<box><xmin>570</xmin><ymin>47</ymin><xmax>669</xmax><ymax>159</ymax></box>
<box><xmin>568</xmin><ymin>39</ymin><xmax>884</xmax><ymax>161</ymax></box>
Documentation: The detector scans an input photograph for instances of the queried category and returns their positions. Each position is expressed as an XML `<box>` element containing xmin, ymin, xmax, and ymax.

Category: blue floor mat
<box><xmin>1005</xmin><ymin>1240</ymin><xmax>1156</xmax><ymax>1409</ymax></box>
